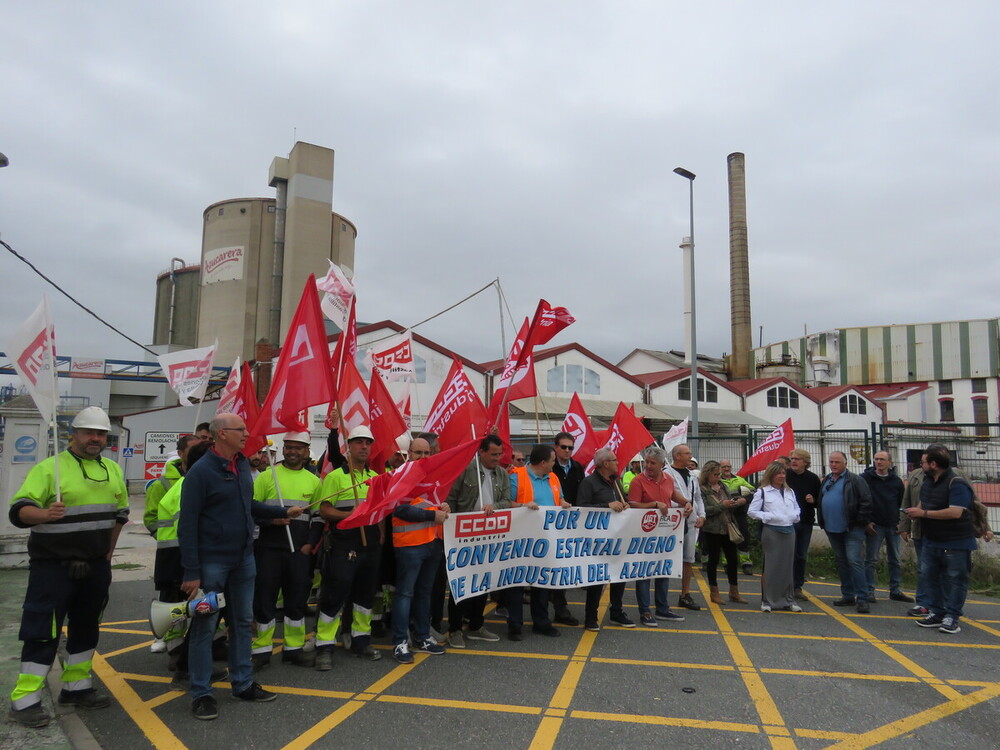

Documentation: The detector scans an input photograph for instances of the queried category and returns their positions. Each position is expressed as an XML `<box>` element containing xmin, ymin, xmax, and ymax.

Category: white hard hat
<box><xmin>72</xmin><ymin>406</ymin><xmax>111</xmax><ymax>431</ymax></box>
<box><xmin>283</xmin><ymin>431</ymin><xmax>311</xmax><ymax>445</ymax></box>
<box><xmin>347</xmin><ymin>425</ymin><xmax>374</xmax><ymax>442</ymax></box>
<box><xmin>395</xmin><ymin>434</ymin><xmax>412</xmax><ymax>453</ymax></box>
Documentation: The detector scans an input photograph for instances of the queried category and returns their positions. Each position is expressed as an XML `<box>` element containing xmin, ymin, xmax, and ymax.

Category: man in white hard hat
<box><xmin>314</xmin><ymin>425</ymin><xmax>383</xmax><ymax>670</ymax></box>
<box><xmin>250</xmin><ymin>432</ymin><xmax>322</xmax><ymax>670</ymax></box>
<box><xmin>8</xmin><ymin>407</ymin><xmax>129</xmax><ymax>728</ymax></box>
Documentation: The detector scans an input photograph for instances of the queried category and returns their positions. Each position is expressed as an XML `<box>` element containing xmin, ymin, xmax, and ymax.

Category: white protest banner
<box><xmin>216</xmin><ymin>357</ymin><xmax>241</xmax><ymax>414</ymax></box>
<box><xmin>662</xmin><ymin>418</ymin><xmax>689</xmax><ymax>454</ymax></box>
<box><xmin>157</xmin><ymin>341</ymin><xmax>217</xmax><ymax>406</ymax></box>
<box><xmin>364</xmin><ymin>331</ymin><xmax>415</xmax><ymax>382</ymax></box>
<box><xmin>316</xmin><ymin>261</ymin><xmax>355</xmax><ymax>330</ymax></box>
<box><xmin>7</xmin><ymin>296</ymin><xmax>59</xmax><ymax>424</ymax></box>
<box><xmin>443</xmin><ymin>506</ymin><xmax>684</xmax><ymax>602</ymax></box>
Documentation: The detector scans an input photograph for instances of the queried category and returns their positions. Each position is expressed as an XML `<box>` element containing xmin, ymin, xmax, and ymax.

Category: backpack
<box><xmin>949</xmin><ymin>476</ymin><xmax>991</xmax><ymax>538</ymax></box>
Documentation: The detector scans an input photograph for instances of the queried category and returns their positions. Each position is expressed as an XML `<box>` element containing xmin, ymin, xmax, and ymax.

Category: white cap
<box><xmin>71</xmin><ymin>406</ymin><xmax>111</xmax><ymax>431</ymax></box>
<box><xmin>632</xmin><ymin>454</ymin><xmax>642</xmax><ymax>463</ymax></box>
<box><xmin>283</xmin><ymin>431</ymin><xmax>311</xmax><ymax>445</ymax></box>
<box><xmin>347</xmin><ymin>425</ymin><xmax>374</xmax><ymax>442</ymax></box>
<box><xmin>395</xmin><ymin>434</ymin><xmax>412</xmax><ymax>453</ymax></box>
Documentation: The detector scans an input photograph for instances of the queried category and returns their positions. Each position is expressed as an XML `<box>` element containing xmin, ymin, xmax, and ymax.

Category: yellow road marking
<box><xmin>450</xmin><ymin>648</ymin><xmax>568</xmax><ymax>661</ymax></box>
<box><xmin>571</xmin><ymin>709</ymin><xmax>760</xmax><ymax>733</ymax></box>
<box><xmin>102</xmin><ymin>619</ymin><xmax>149</xmax><ymax>626</ymax></box>
<box><xmin>377</xmin><ymin>694</ymin><xmax>541</xmax><ymax>714</ymax></box>
<box><xmin>144</xmin><ymin>690</ymin><xmax>184</xmax><ymax>709</ymax></box>
<box><xmin>823</xmin><ymin>685</ymin><xmax>1000</xmax><ymax>749</ymax></box>
<box><xmin>885</xmin><ymin>638</ymin><xmax>1000</xmax><ymax>650</ymax></box>
<box><xmin>963</xmin><ymin>618</ymin><xmax>1000</xmax><ymax>637</ymax></box>
<box><xmin>741</xmin><ymin>631</ymin><xmax>865</xmax><ymax>643</ymax></box>
<box><xmin>807</xmin><ymin>591</ymin><xmax>962</xmax><ymax>699</ymax></box>
<box><xmin>101</xmin><ymin>641</ymin><xmax>155</xmax><ymax>659</ymax></box>
<box><xmin>794</xmin><ymin>727</ymin><xmax>856</xmax><ymax>740</ymax></box>
<box><xmin>91</xmin><ymin>652</ymin><xmax>186</xmax><ymax>750</ymax></box>
<box><xmin>102</xmin><ymin>628</ymin><xmax>158</xmax><ymax>636</ymax></box>
<box><xmin>590</xmin><ymin>656</ymin><xmax>735</xmax><ymax>672</ymax></box>
<box><xmin>760</xmin><ymin>667</ymin><xmax>920</xmax><ymax>683</ymax></box>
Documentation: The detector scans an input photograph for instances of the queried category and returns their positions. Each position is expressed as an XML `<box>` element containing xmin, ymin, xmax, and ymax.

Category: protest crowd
<box><xmin>6</xmin><ymin>284</ymin><xmax>995</xmax><ymax>727</ymax></box>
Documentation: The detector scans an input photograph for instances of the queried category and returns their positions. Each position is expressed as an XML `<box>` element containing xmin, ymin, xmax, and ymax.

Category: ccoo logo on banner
<box><xmin>443</xmin><ymin>506</ymin><xmax>684</xmax><ymax>602</ymax></box>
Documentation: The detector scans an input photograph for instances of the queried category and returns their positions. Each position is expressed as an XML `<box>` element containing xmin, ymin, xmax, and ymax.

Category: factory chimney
<box><xmin>727</xmin><ymin>152</ymin><xmax>752</xmax><ymax>379</ymax></box>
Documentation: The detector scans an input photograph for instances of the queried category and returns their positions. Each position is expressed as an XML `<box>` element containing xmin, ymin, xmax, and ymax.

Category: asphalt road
<box><xmin>48</xmin><ymin>573</ymin><xmax>1000</xmax><ymax>750</ymax></box>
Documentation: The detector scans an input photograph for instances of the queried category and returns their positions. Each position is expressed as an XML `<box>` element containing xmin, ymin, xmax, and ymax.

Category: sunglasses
<box><xmin>73</xmin><ymin>454</ymin><xmax>110</xmax><ymax>483</ymax></box>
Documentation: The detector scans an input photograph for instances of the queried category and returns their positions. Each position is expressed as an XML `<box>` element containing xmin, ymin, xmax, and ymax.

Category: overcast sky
<box><xmin>2</xmin><ymin>2</ymin><xmax>998</xmax><ymax>371</ymax></box>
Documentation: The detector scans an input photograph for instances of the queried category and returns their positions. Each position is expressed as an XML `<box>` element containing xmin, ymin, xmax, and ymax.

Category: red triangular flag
<box><xmin>487</xmin><ymin>318</ymin><xmax>537</xmax><ymax>426</ymax></box>
<box><xmin>524</xmin><ymin>299</ymin><xmax>575</xmax><ymax>350</ymax></box>
<box><xmin>737</xmin><ymin>419</ymin><xmax>795</xmax><ymax>477</ymax></box>
<box><xmin>562</xmin><ymin>393</ymin><xmax>598</xmax><ymax>467</ymax></box>
<box><xmin>423</xmin><ymin>358</ymin><xmax>487</xmax><ymax>450</ymax></box>
<box><xmin>251</xmin><ymin>276</ymin><xmax>334</xmax><ymax>436</ymax></box>
<box><xmin>331</xmin><ymin>296</ymin><xmax>357</xmax><ymax>392</ymax></box>
<box><xmin>338</xmin><ymin>355</ymin><xmax>370</xmax><ymax>433</ymax></box>
<box><xmin>585</xmin><ymin>402</ymin><xmax>654</xmax><ymax>475</ymax></box>
<box><xmin>368</xmin><ymin>366</ymin><xmax>409</xmax><ymax>473</ymax></box>
<box><xmin>228</xmin><ymin>363</ymin><xmax>265</xmax><ymax>457</ymax></box>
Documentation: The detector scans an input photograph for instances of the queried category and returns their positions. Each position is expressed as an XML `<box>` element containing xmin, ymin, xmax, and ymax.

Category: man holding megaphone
<box><xmin>178</xmin><ymin>414</ymin><xmax>304</xmax><ymax>721</ymax></box>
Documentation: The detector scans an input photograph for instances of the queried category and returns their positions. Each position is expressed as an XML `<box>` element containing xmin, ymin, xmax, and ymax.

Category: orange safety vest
<box><xmin>512</xmin><ymin>466</ymin><xmax>563</xmax><ymax>505</ymax></box>
<box><xmin>391</xmin><ymin>497</ymin><xmax>440</xmax><ymax>547</ymax></box>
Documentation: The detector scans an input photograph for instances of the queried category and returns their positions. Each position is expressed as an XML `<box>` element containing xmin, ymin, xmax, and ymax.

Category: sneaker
<box><xmin>192</xmin><ymin>695</ymin><xmax>218</xmax><ymax>721</ymax></box>
<box><xmin>251</xmin><ymin>653</ymin><xmax>271</xmax><ymax>671</ymax></box>
<box><xmin>233</xmin><ymin>682</ymin><xmax>277</xmax><ymax>703</ymax></box>
<box><xmin>793</xmin><ymin>589</ymin><xmax>808</xmax><ymax>601</ymax></box>
<box><xmin>393</xmin><ymin>643</ymin><xmax>414</xmax><ymax>664</ymax></box>
<box><xmin>832</xmin><ymin>598</ymin><xmax>856</xmax><ymax>607</ymax></box>
<box><xmin>856</xmin><ymin>601</ymin><xmax>870</xmax><ymax>614</ymax></box>
<box><xmin>150</xmin><ymin>637</ymin><xmax>167</xmax><ymax>654</ymax></box>
<box><xmin>609</xmin><ymin>611</ymin><xmax>636</xmax><ymax>628</ymax></box>
<box><xmin>531</xmin><ymin>625</ymin><xmax>561</xmax><ymax>637</ymax></box>
<box><xmin>639</xmin><ymin>612</ymin><xmax>658</xmax><ymax>627</ymax></box>
<box><xmin>415</xmin><ymin>638</ymin><xmax>445</xmax><ymax>654</ymax></box>
<box><xmin>553</xmin><ymin>610</ymin><xmax>580</xmax><ymax>627</ymax></box>
<box><xmin>9</xmin><ymin>703</ymin><xmax>50</xmax><ymax>728</ymax></box>
<box><xmin>58</xmin><ymin>688</ymin><xmax>111</xmax><ymax>709</ymax></box>
<box><xmin>677</xmin><ymin>594</ymin><xmax>701</xmax><ymax>611</ymax></box>
<box><xmin>939</xmin><ymin>616</ymin><xmax>961</xmax><ymax>635</ymax></box>
<box><xmin>866</xmin><ymin>594</ymin><xmax>878</xmax><ymax>603</ymax></box>
<box><xmin>788</xmin><ymin>604</ymin><xmax>803</xmax><ymax>612</ymax></box>
<box><xmin>761</xmin><ymin>604</ymin><xmax>772</xmax><ymax>612</ymax></box>
<box><xmin>494</xmin><ymin>607</ymin><xmax>509</xmax><ymax>619</ymax></box>
<box><xmin>315</xmin><ymin>649</ymin><xmax>334</xmax><ymax>671</ymax></box>
<box><xmin>890</xmin><ymin>591</ymin><xmax>915</xmax><ymax>603</ymax></box>
<box><xmin>508</xmin><ymin>628</ymin><xmax>523</xmax><ymax>641</ymax></box>
<box><xmin>907</xmin><ymin>605</ymin><xmax>930</xmax><ymax>617</ymax></box>
<box><xmin>447</xmin><ymin>630</ymin><xmax>466</xmax><ymax>649</ymax></box>
<box><xmin>429</xmin><ymin>626</ymin><xmax>445</xmax><ymax>642</ymax></box>
<box><xmin>351</xmin><ymin>645</ymin><xmax>382</xmax><ymax>661</ymax></box>
<box><xmin>281</xmin><ymin>649</ymin><xmax>316</xmax><ymax>668</ymax></box>
<box><xmin>916</xmin><ymin>614</ymin><xmax>945</xmax><ymax>629</ymax></box>
<box><xmin>654</xmin><ymin>610</ymin><xmax>686</xmax><ymax>623</ymax></box>
<box><xmin>584</xmin><ymin>620</ymin><xmax>600</xmax><ymax>632</ymax></box>
<box><xmin>466</xmin><ymin>627</ymin><xmax>500</xmax><ymax>642</ymax></box>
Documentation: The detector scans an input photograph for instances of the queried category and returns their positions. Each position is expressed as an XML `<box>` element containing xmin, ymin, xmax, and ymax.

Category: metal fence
<box><xmin>877</xmin><ymin>422</ymin><xmax>1000</xmax><ymax>483</ymax></box>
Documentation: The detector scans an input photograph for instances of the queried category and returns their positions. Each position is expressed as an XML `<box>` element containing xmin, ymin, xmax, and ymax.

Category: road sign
<box><xmin>145</xmin><ymin>432</ymin><xmax>181</xmax><ymax>463</ymax></box>
<box><xmin>122</xmin><ymin>447</ymin><xmax>135</xmax><ymax>458</ymax></box>
<box><xmin>145</xmin><ymin>463</ymin><xmax>165</xmax><ymax>480</ymax></box>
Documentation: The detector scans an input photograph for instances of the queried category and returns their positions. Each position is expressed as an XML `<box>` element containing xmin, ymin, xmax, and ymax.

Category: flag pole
<box><xmin>50</xmin><ymin>349</ymin><xmax>62</xmax><ymax>505</ymax></box>
<box><xmin>264</xmin><ymin>440</ymin><xmax>296</xmax><ymax>552</ymax></box>
<box><xmin>472</xmin><ymin>425</ymin><xmax>485</xmax><ymax>511</ymax></box>
<box><xmin>533</xmin><ymin>396</ymin><xmax>541</xmax><ymax>442</ymax></box>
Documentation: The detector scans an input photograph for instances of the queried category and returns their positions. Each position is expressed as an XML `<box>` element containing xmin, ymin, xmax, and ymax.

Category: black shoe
<box><xmin>9</xmin><ymin>703</ymin><xmax>51</xmax><ymax>728</ymax></box>
<box><xmin>58</xmin><ymin>688</ymin><xmax>111</xmax><ymax>709</ymax></box>
<box><xmin>281</xmin><ymin>649</ymin><xmax>316</xmax><ymax>668</ymax></box>
<box><xmin>233</xmin><ymin>682</ymin><xmax>277</xmax><ymax>703</ymax></box>
<box><xmin>251</xmin><ymin>653</ymin><xmax>271</xmax><ymax>671</ymax></box>
<box><xmin>350</xmin><ymin>645</ymin><xmax>382</xmax><ymax>661</ymax></box>
<box><xmin>584</xmin><ymin>620</ymin><xmax>600</xmax><ymax>632</ymax></box>
<box><xmin>866</xmin><ymin>595</ymin><xmax>878</xmax><ymax>603</ymax></box>
<box><xmin>742</xmin><ymin>563</ymin><xmax>754</xmax><ymax>576</ymax></box>
<box><xmin>531</xmin><ymin>625</ymin><xmax>561</xmax><ymax>637</ymax></box>
<box><xmin>794</xmin><ymin>589</ymin><xmax>808</xmax><ymax>601</ymax></box>
<box><xmin>890</xmin><ymin>591</ymin><xmax>915</xmax><ymax>603</ymax></box>
<box><xmin>609</xmin><ymin>610</ymin><xmax>636</xmax><ymax>628</ymax></box>
<box><xmin>677</xmin><ymin>594</ymin><xmax>701</xmax><ymax>611</ymax></box>
<box><xmin>508</xmin><ymin>628</ymin><xmax>523</xmax><ymax>642</ymax></box>
<box><xmin>907</xmin><ymin>605</ymin><xmax>930</xmax><ymax>617</ymax></box>
<box><xmin>315</xmin><ymin>649</ymin><xmax>334</xmax><ymax>672</ymax></box>
<box><xmin>192</xmin><ymin>695</ymin><xmax>219</xmax><ymax>721</ymax></box>
<box><xmin>553</xmin><ymin>610</ymin><xmax>580</xmax><ymax>627</ymax></box>
<box><xmin>856</xmin><ymin>601</ymin><xmax>870</xmax><ymax>614</ymax></box>
<box><xmin>832</xmin><ymin>598</ymin><xmax>856</xmax><ymax>607</ymax></box>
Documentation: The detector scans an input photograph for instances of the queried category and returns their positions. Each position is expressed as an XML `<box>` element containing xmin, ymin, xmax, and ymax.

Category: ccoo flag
<box><xmin>7</xmin><ymin>296</ymin><xmax>59</xmax><ymax>424</ymax></box>
<box><xmin>737</xmin><ymin>419</ymin><xmax>795</xmax><ymax>477</ymax></box>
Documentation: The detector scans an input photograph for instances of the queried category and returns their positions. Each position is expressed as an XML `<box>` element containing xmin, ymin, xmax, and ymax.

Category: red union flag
<box><xmin>364</xmin><ymin>331</ymin><xmax>414</xmax><ymax>382</ymax></box>
<box><xmin>737</xmin><ymin>418</ymin><xmax>795</xmax><ymax>477</ymax></box>
<box><xmin>157</xmin><ymin>341</ymin><xmax>217</xmax><ymax>406</ymax></box>
<box><xmin>331</xmin><ymin>296</ymin><xmax>358</xmax><ymax>391</ymax></box>
<box><xmin>526</xmin><ymin>299</ymin><xmax>575</xmax><ymax>349</ymax></box>
<box><xmin>317</xmin><ymin>261</ymin><xmax>355</xmax><ymax>330</ymax></box>
<box><xmin>585</xmin><ymin>402</ymin><xmax>654</xmax><ymax>476</ymax></box>
<box><xmin>368</xmin><ymin>365</ymin><xmax>409</xmax><ymax>473</ymax></box>
<box><xmin>423</xmin><ymin>359</ymin><xmax>487</xmax><ymax>450</ymax></box>
<box><xmin>226</xmin><ymin>362</ymin><xmax>265</xmax><ymax>456</ymax></box>
<box><xmin>562</xmin><ymin>393</ymin><xmax>598</xmax><ymax>466</ymax></box>
<box><xmin>487</xmin><ymin>318</ymin><xmax>536</xmax><ymax>426</ymax></box>
<box><xmin>7</xmin><ymin>296</ymin><xmax>58</xmax><ymax>423</ymax></box>
<box><xmin>252</xmin><ymin>275</ymin><xmax>334</xmax><ymax>436</ymax></box>
<box><xmin>338</xmin><ymin>356</ymin><xmax>370</xmax><ymax>433</ymax></box>
<box><xmin>215</xmin><ymin>357</ymin><xmax>241</xmax><ymax>414</ymax></box>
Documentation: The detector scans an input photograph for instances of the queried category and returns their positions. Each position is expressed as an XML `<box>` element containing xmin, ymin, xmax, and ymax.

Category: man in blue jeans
<box><xmin>179</xmin><ymin>414</ymin><xmax>303</xmax><ymax>721</ymax></box>
<box><xmin>817</xmin><ymin>451</ymin><xmax>873</xmax><ymax>614</ymax></box>
<box><xmin>861</xmin><ymin>452</ymin><xmax>913</xmax><ymax>603</ymax></box>
<box><xmin>903</xmin><ymin>446</ymin><xmax>977</xmax><ymax>634</ymax></box>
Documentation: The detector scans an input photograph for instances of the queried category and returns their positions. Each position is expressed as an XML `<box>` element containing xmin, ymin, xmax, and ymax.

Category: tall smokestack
<box><xmin>727</xmin><ymin>152</ymin><xmax>752</xmax><ymax>379</ymax></box>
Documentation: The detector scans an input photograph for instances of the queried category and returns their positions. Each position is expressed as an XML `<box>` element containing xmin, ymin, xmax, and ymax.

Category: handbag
<box><xmin>726</xmin><ymin>515</ymin><xmax>744</xmax><ymax>545</ymax></box>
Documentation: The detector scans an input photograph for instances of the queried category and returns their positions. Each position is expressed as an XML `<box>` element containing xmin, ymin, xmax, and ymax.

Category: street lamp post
<box><xmin>673</xmin><ymin>166</ymin><xmax>698</xmax><ymax>456</ymax></box>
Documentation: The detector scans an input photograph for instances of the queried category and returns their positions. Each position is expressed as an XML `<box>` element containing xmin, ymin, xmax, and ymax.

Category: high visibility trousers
<box><xmin>316</xmin><ymin>543</ymin><xmax>381</xmax><ymax>652</ymax></box>
<box><xmin>11</xmin><ymin>558</ymin><xmax>111</xmax><ymax>710</ymax></box>
<box><xmin>252</xmin><ymin>545</ymin><xmax>312</xmax><ymax>654</ymax></box>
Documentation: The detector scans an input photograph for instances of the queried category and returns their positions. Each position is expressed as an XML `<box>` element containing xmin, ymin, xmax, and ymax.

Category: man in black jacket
<box><xmin>785</xmin><ymin>449</ymin><xmax>821</xmax><ymax>600</ymax></box>
<box><xmin>817</xmin><ymin>451</ymin><xmax>873</xmax><ymax>613</ymax></box>
<box><xmin>861</xmin><ymin>452</ymin><xmax>913</xmax><ymax>603</ymax></box>
<box><xmin>549</xmin><ymin>432</ymin><xmax>584</xmax><ymax>626</ymax></box>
